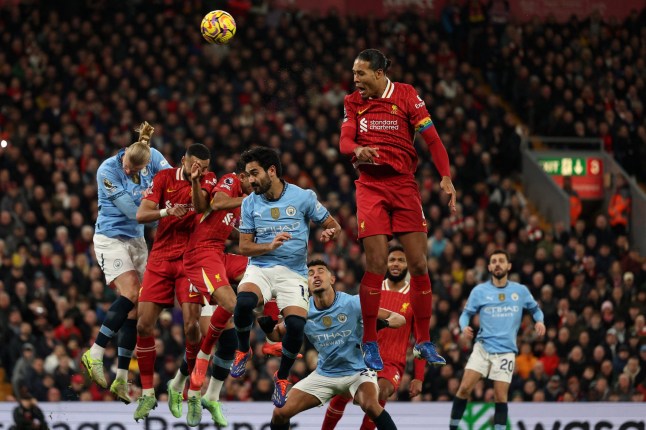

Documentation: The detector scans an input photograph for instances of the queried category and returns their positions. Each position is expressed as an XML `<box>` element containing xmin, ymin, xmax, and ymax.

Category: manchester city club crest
<box><xmin>499</xmin><ymin>293</ymin><xmax>506</xmax><ymax>301</ymax></box>
<box><xmin>322</xmin><ymin>316</ymin><xmax>332</xmax><ymax>327</ymax></box>
<box><xmin>141</xmin><ymin>167</ymin><xmax>149</xmax><ymax>176</ymax></box>
<box><xmin>286</xmin><ymin>205</ymin><xmax>296</xmax><ymax>217</ymax></box>
<box><xmin>337</xmin><ymin>314</ymin><xmax>347</xmax><ymax>323</ymax></box>
<box><xmin>511</xmin><ymin>293</ymin><xmax>519</xmax><ymax>301</ymax></box>
<box><xmin>271</xmin><ymin>207</ymin><xmax>280</xmax><ymax>219</ymax></box>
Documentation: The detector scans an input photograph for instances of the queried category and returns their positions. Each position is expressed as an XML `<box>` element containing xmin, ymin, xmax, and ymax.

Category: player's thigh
<box><xmin>140</xmin><ymin>261</ymin><xmax>177</xmax><ymax>307</ymax></box>
<box><xmin>93</xmin><ymin>234</ymin><xmax>138</xmax><ymax>285</ymax></box>
<box><xmin>355</xmin><ymin>179</ymin><xmax>392</xmax><ymax>239</ymax></box>
<box><xmin>238</xmin><ymin>265</ymin><xmax>272</xmax><ymax>305</ymax></box>
<box><xmin>464</xmin><ymin>344</ymin><xmax>491</xmax><ymax>386</ymax></box>
<box><xmin>489</xmin><ymin>352</ymin><xmax>515</xmax><ymax>384</ymax></box>
<box><xmin>273</xmin><ymin>387</ymin><xmax>322</xmax><ymax>422</ymax></box>
<box><xmin>377</xmin><ymin>363</ymin><xmax>402</xmax><ymax>398</ymax></box>
<box><xmin>126</xmin><ymin>237</ymin><xmax>148</xmax><ymax>281</ymax></box>
<box><xmin>291</xmin><ymin>372</ymin><xmax>339</xmax><ymax>406</ymax></box>
<box><xmin>273</xmin><ymin>266</ymin><xmax>309</xmax><ymax>314</ymax></box>
<box><xmin>224</xmin><ymin>253</ymin><xmax>249</xmax><ymax>284</ymax></box>
<box><xmin>348</xmin><ymin>369</ymin><xmax>378</xmax><ymax>400</ymax></box>
<box><xmin>390</xmin><ymin>177</ymin><xmax>427</xmax><ymax>236</ymax></box>
<box><xmin>185</xmin><ymin>251</ymin><xmax>230</xmax><ymax>299</ymax></box>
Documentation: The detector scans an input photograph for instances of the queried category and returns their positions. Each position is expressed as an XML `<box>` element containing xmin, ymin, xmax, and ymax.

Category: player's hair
<box><xmin>235</xmin><ymin>159</ymin><xmax>247</xmax><ymax>174</ymax></box>
<box><xmin>186</xmin><ymin>143</ymin><xmax>210</xmax><ymax>161</ymax></box>
<box><xmin>388</xmin><ymin>245</ymin><xmax>405</xmax><ymax>255</ymax></box>
<box><xmin>240</xmin><ymin>147</ymin><xmax>282</xmax><ymax>177</ymax></box>
<box><xmin>489</xmin><ymin>249</ymin><xmax>511</xmax><ymax>263</ymax></box>
<box><xmin>128</xmin><ymin>121</ymin><xmax>154</xmax><ymax>166</ymax></box>
<box><xmin>357</xmin><ymin>49</ymin><xmax>391</xmax><ymax>73</ymax></box>
<box><xmin>307</xmin><ymin>259</ymin><xmax>329</xmax><ymax>270</ymax></box>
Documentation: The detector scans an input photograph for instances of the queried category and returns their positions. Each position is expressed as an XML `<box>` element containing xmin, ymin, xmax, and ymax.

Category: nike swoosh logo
<box><xmin>189</xmin><ymin>293</ymin><xmax>200</xmax><ymax>298</ymax></box>
<box><xmin>422</xmin><ymin>290</ymin><xmax>432</xmax><ymax>295</ymax></box>
<box><xmin>369</xmin><ymin>291</ymin><xmax>380</xmax><ymax>295</ymax></box>
<box><xmin>358</xmin><ymin>108</ymin><xmax>368</xmax><ymax>115</ymax></box>
<box><xmin>166</xmin><ymin>188</ymin><xmax>177</xmax><ymax>193</ymax></box>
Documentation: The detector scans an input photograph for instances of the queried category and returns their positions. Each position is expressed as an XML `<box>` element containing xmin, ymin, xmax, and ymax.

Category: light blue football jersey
<box><xmin>305</xmin><ymin>292</ymin><xmax>365</xmax><ymax>377</ymax></box>
<box><xmin>95</xmin><ymin>147</ymin><xmax>170</xmax><ymax>238</ymax></box>
<box><xmin>459</xmin><ymin>280</ymin><xmax>544</xmax><ymax>354</ymax></box>
<box><xmin>239</xmin><ymin>182</ymin><xmax>330</xmax><ymax>276</ymax></box>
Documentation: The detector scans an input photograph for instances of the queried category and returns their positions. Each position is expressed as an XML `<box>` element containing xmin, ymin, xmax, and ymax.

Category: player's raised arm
<box><xmin>189</xmin><ymin>162</ymin><xmax>211</xmax><ymax>214</ymax></box>
<box><xmin>376</xmin><ymin>308</ymin><xmax>405</xmax><ymax>329</ymax></box>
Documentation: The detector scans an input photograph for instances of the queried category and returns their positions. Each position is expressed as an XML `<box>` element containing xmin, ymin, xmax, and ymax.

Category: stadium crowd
<box><xmin>0</xmin><ymin>0</ymin><xmax>645</xmax><ymax>405</ymax></box>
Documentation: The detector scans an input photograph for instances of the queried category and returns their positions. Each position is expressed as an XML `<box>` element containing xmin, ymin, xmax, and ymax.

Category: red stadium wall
<box><xmin>276</xmin><ymin>0</ymin><xmax>643</xmax><ymax>21</ymax></box>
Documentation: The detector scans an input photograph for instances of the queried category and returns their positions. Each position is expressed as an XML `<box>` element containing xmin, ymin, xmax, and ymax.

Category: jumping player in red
<box><xmin>322</xmin><ymin>246</ymin><xmax>425</xmax><ymax>430</ymax></box>
<box><xmin>133</xmin><ymin>143</ymin><xmax>212</xmax><ymax>420</ymax></box>
<box><xmin>181</xmin><ymin>160</ymin><xmax>253</xmax><ymax>427</ymax></box>
<box><xmin>341</xmin><ymin>48</ymin><xmax>456</xmax><ymax>370</ymax></box>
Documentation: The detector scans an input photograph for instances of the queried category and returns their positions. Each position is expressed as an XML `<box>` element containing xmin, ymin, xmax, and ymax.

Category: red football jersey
<box><xmin>377</xmin><ymin>279</ymin><xmax>415</xmax><ymax>368</ymax></box>
<box><xmin>143</xmin><ymin>168</ymin><xmax>216</xmax><ymax>261</ymax></box>
<box><xmin>187</xmin><ymin>173</ymin><xmax>243</xmax><ymax>250</ymax></box>
<box><xmin>342</xmin><ymin>80</ymin><xmax>434</xmax><ymax>175</ymax></box>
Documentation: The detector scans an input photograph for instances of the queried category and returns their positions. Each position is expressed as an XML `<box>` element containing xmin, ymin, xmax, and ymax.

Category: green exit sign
<box><xmin>538</xmin><ymin>157</ymin><xmax>587</xmax><ymax>176</ymax></box>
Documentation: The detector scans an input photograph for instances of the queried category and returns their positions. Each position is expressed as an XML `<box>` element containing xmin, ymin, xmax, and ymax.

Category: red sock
<box><xmin>360</xmin><ymin>399</ymin><xmax>386</xmax><ymax>430</ymax></box>
<box><xmin>321</xmin><ymin>395</ymin><xmax>352</xmax><ymax>430</ymax></box>
<box><xmin>410</xmin><ymin>274</ymin><xmax>432</xmax><ymax>343</ymax></box>
<box><xmin>360</xmin><ymin>271</ymin><xmax>383</xmax><ymax>343</ymax></box>
<box><xmin>200</xmin><ymin>306</ymin><xmax>233</xmax><ymax>355</ymax></box>
<box><xmin>263</xmin><ymin>300</ymin><xmax>280</xmax><ymax>321</ymax></box>
<box><xmin>136</xmin><ymin>335</ymin><xmax>156</xmax><ymax>390</ymax></box>
<box><xmin>185</xmin><ymin>341</ymin><xmax>200</xmax><ymax>373</ymax></box>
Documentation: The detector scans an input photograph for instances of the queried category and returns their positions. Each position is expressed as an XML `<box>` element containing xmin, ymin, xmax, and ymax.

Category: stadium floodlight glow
<box><xmin>0</xmin><ymin>140</ymin><xmax>7</xmax><ymax>148</ymax></box>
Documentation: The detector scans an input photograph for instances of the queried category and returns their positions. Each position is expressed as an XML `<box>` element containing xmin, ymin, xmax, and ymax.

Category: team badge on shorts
<box><xmin>322</xmin><ymin>316</ymin><xmax>332</xmax><ymax>327</ymax></box>
<box><xmin>113</xmin><ymin>259</ymin><xmax>123</xmax><ymax>269</ymax></box>
<box><xmin>271</xmin><ymin>208</ymin><xmax>280</xmax><ymax>219</ymax></box>
<box><xmin>498</xmin><ymin>293</ymin><xmax>505</xmax><ymax>301</ymax></box>
<box><xmin>286</xmin><ymin>206</ymin><xmax>296</xmax><ymax>217</ymax></box>
<box><xmin>511</xmin><ymin>293</ymin><xmax>519</xmax><ymax>301</ymax></box>
<box><xmin>337</xmin><ymin>314</ymin><xmax>347</xmax><ymax>323</ymax></box>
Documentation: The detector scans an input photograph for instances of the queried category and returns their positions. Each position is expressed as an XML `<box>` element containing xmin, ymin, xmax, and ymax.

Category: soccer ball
<box><xmin>200</xmin><ymin>10</ymin><xmax>236</xmax><ymax>45</ymax></box>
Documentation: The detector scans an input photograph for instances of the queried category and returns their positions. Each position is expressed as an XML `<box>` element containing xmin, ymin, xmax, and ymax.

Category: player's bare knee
<box><xmin>378</xmin><ymin>387</ymin><xmax>392</xmax><ymax>402</ymax></box>
<box><xmin>183</xmin><ymin>319</ymin><xmax>200</xmax><ymax>342</ymax></box>
<box><xmin>365</xmin><ymin>254</ymin><xmax>388</xmax><ymax>274</ymax></box>
<box><xmin>136</xmin><ymin>320</ymin><xmax>153</xmax><ymax>337</ymax></box>
<box><xmin>407</xmin><ymin>258</ymin><xmax>428</xmax><ymax>276</ymax></box>
<box><xmin>272</xmin><ymin>407</ymin><xmax>292</xmax><ymax>424</ymax></box>
<box><xmin>456</xmin><ymin>384</ymin><xmax>472</xmax><ymax>399</ymax></box>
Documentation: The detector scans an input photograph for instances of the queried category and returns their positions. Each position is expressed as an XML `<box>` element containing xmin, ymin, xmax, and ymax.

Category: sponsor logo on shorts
<box><xmin>188</xmin><ymin>283</ymin><xmax>200</xmax><ymax>298</ymax></box>
<box><xmin>215</xmin><ymin>274</ymin><xmax>222</xmax><ymax>282</ymax></box>
<box><xmin>113</xmin><ymin>259</ymin><xmax>123</xmax><ymax>269</ymax></box>
<box><xmin>166</xmin><ymin>188</ymin><xmax>177</xmax><ymax>193</ymax></box>
<box><xmin>359</xmin><ymin>220</ymin><xmax>365</xmax><ymax>232</ymax></box>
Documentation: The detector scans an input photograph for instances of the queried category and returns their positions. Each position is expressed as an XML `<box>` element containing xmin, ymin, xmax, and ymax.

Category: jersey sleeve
<box><xmin>304</xmin><ymin>189</ymin><xmax>330</xmax><ymax>224</ymax></box>
<box><xmin>143</xmin><ymin>170</ymin><xmax>165</xmax><ymax>205</ymax></box>
<box><xmin>342</xmin><ymin>95</ymin><xmax>357</xmax><ymax>128</ymax></box>
<box><xmin>404</xmin><ymin>85</ymin><xmax>434</xmax><ymax>134</ymax></box>
<box><xmin>239</xmin><ymin>195</ymin><xmax>255</xmax><ymax>234</ymax></box>
<box><xmin>98</xmin><ymin>164</ymin><xmax>129</xmax><ymax>203</ymax></box>
<box><xmin>213</xmin><ymin>173</ymin><xmax>240</xmax><ymax>198</ymax></box>
<box><xmin>150</xmin><ymin>148</ymin><xmax>172</xmax><ymax>174</ymax></box>
<box><xmin>523</xmin><ymin>286</ymin><xmax>544</xmax><ymax>322</ymax></box>
<box><xmin>200</xmin><ymin>172</ymin><xmax>218</xmax><ymax>196</ymax></box>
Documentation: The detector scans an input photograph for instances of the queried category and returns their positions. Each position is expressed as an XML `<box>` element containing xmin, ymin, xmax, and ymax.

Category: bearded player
<box><xmin>322</xmin><ymin>246</ymin><xmax>425</xmax><ymax>429</ymax></box>
<box><xmin>133</xmin><ymin>144</ymin><xmax>213</xmax><ymax>420</ymax></box>
<box><xmin>340</xmin><ymin>48</ymin><xmax>456</xmax><ymax>369</ymax></box>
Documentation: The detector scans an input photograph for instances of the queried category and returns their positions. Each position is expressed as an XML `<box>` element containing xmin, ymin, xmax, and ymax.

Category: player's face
<box><xmin>246</xmin><ymin>161</ymin><xmax>272</xmax><ymax>195</ymax></box>
<box><xmin>386</xmin><ymin>250</ymin><xmax>408</xmax><ymax>283</ymax></box>
<box><xmin>122</xmin><ymin>150</ymin><xmax>147</xmax><ymax>176</ymax></box>
<box><xmin>181</xmin><ymin>156</ymin><xmax>210</xmax><ymax>180</ymax></box>
<box><xmin>238</xmin><ymin>172</ymin><xmax>253</xmax><ymax>195</ymax></box>
<box><xmin>488</xmin><ymin>253</ymin><xmax>512</xmax><ymax>280</ymax></box>
<box><xmin>308</xmin><ymin>264</ymin><xmax>335</xmax><ymax>294</ymax></box>
<box><xmin>353</xmin><ymin>59</ymin><xmax>384</xmax><ymax>99</ymax></box>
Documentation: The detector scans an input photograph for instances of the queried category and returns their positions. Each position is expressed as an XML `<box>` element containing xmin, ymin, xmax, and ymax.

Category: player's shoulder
<box><xmin>344</xmin><ymin>90</ymin><xmax>363</xmax><ymax>106</ymax></box>
<box><xmin>472</xmin><ymin>282</ymin><xmax>490</xmax><ymax>293</ymax></box>
<box><xmin>285</xmin><ymin>182</ymin><xmax>311</xmax><ymax>198</ymax></box>
<box><xmin>98</xmin><ymin>154</ymin><xmax>121</xmax><ymax>175</ymax></box>
<box><xmin>392</xmin><ymin>82</ymin><xmax>418</xmax><ymax>99</ymax></box>
<box><xmin>336</xmin><ymin>291</ymin><xmax>359</xmax><ymax>306</ymax></box>
<box><xmin>508</xmin><ymin>281</ymin><xmax>530</xmax><ymax>292</ymax></box>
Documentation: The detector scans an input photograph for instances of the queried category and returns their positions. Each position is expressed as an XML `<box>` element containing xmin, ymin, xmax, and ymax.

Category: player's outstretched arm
<box><xmin>318</xmin><ymin>215</ymin><xmax>341</xmax><ymax>242</ymax></box>
<box><xmin>210</xmin><ymin>191</ymin><xmax>244</xmax><ymax>211</ymax></box>
<box><xmin>137</xmin><ymin>197</ymin><xmax>187</xmax><ymax>223</ymax></box>
<box><xmin>376</xmin><ymin>308</ymin><xmax>405</xmax><ymax>329</ymax></box>
<box><xmin>239</xmin><ymin>232</ymin><xmax>290</xmax><ymax>256</ymax></box>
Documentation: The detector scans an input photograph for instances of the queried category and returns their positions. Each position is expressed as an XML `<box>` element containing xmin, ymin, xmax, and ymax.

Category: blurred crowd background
<box><xmin>0</xmin><ymin>0</ymin><xmax>645</xmax><ymax>405</ymax></box>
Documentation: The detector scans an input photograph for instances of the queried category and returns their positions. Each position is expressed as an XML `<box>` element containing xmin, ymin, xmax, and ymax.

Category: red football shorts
<box><xmin>184</xmin><ymin>249</ymin><xmax>248</xmax><ymax>302</ymax></box>
<box><xmin>378</xmin><ymin>362</ymin><xmax>405</xmax><ymax>391</ymax></box>
<box><xmin>355</xmin><ymin>173</ymin><xmax>427</xmax><ymax>239</ymax></box>
<box><xmin>139</xmin><ymin>257</ymin><xmax>199</xmax><ymax>307</ymax></box>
